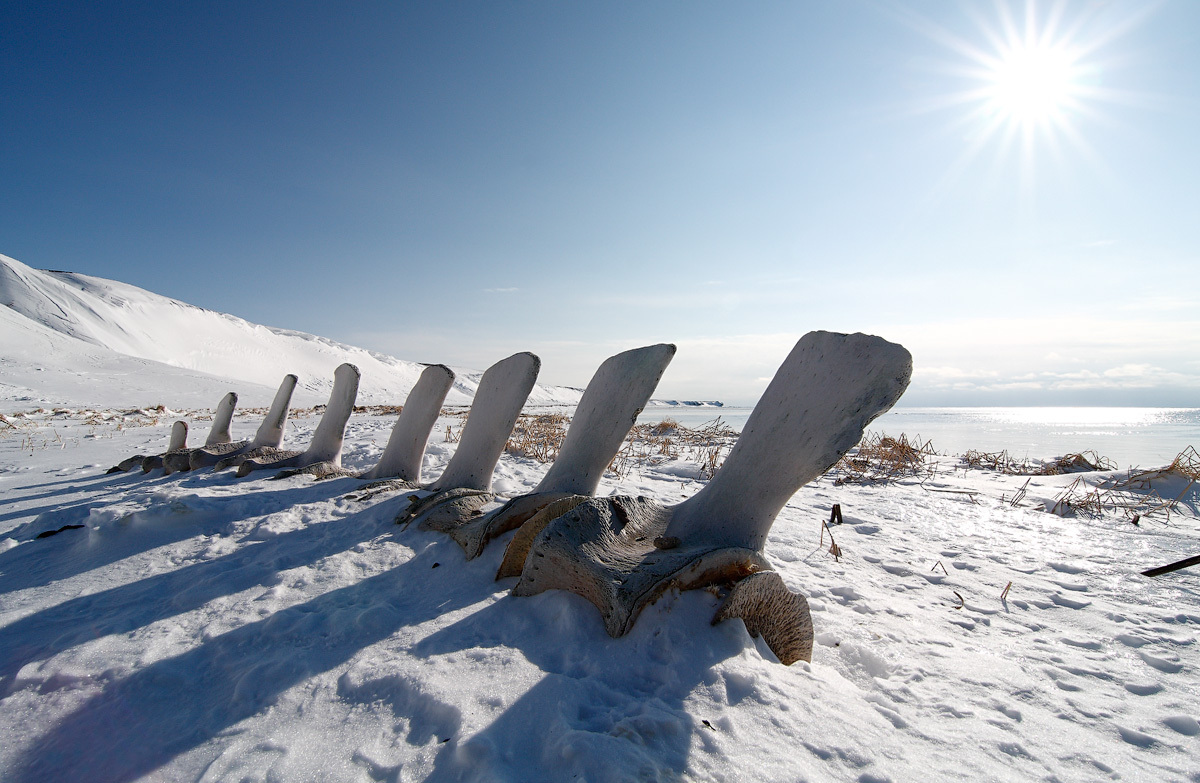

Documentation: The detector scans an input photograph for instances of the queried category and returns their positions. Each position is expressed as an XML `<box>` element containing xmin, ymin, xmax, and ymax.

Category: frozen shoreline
<box><xmin>635</xmin><ymin>405</ymin><xmax>1200</xmax><ymax>471</ymax></box>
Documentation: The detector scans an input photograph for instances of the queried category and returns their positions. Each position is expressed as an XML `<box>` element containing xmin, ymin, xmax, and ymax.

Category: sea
<box><xmin>637</xmin><ymin>407</ymin><xmax>1200</xmax><ymax>470</ymax></box>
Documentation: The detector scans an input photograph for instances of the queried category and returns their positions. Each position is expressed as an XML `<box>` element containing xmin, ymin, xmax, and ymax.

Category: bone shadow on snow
<box><xmin>0</xmin><ymin>473</ymin><xmax>368</xmax><ymax>595</ymax></box>
<box><xmin>408</xmin><ymin>589</ymin><xmax>745</xmax><ymax>783</ymax></box>
<box><xmin>4</xmin><ymin>530</ymin><xmax>518</xmax><ymax>783</ymax></box>
<box><xmin>0</xmin><ymin>496</ymin><xmax>398</xmax><ymax>692</ymax></box>
<box><xmin>0</xmin><ymin>469</ymin><xmax>139</xmax><ymax>506</ymax></box>
<box><xmin>9</xmin><ymin>471</ymin><xmax>124</xmax><ymax>490</ymax></box>
<box><xmin>0</xmin><ymin>499</ymin><xmax>227</xmax><ymax>597</ymax></box>
<box><xmin>0</xmin><ymin>471</ymin><xmax>147</xmax><ymax>527</ymax></box>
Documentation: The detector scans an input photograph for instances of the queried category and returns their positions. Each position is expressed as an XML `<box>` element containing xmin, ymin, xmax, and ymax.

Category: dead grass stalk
<box><xmin>830</xmin><ymin>432</ymin><xmax>937</xmax><ymax>485</ymax></box>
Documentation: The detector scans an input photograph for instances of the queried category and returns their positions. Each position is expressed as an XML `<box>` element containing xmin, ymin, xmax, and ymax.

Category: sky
<box><xmin>2</xmin><ymin>0</ymin><xmax>1198</xmax><ymax>406</ymax></box>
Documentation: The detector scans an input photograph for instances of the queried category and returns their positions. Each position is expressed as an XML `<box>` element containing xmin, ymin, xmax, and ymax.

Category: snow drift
<box><xmin>0</xmin><ymin>253</ymin><xmax>581</xmax><ymax>410</ymax></box>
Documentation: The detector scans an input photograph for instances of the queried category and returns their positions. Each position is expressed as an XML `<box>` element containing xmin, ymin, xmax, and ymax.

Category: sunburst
<box><xmin>905</xmin><ymin>1</ymin><xmax>1138</xmax><ymax>193</ymax></box>
<box><xmin>985</xmin><ymin>42</ymin><xmax>1082</xmax><ymax>127</ymax></box>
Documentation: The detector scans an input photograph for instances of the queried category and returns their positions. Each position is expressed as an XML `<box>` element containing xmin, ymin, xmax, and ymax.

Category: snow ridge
<box><xmin>0</xmin><ymin>254</ymin><xmax>581</xmax><ymax>410</ymax></box>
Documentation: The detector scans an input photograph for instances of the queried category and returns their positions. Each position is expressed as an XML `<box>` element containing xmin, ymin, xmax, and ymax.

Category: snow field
<box><xmin>1</xmin><ymin>409</ymin><xmax>1197</xmax><ymax>781</ymax></box>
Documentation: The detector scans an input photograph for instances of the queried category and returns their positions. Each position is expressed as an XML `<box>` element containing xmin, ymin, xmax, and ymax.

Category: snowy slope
<box><xmin>0</xmin><ymin>254</ymin><xmax>582</xmax><ymax>410</ymax></box>
<box><xmin>0</xmin><ymin>408</ymin><xmax>1197</xmax><ymax>782</ymax></box>
<box><xmin>0</xmin><ymin>301</ymin><xmax>280</xmax><ymax>410</ymax></box>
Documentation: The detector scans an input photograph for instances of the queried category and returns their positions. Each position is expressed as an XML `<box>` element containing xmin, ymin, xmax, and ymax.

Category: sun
<box><xmin>900</xmin><ymin>0</ymin><xmax>1134</xmax><ymax>190</ymax></box>
<box><xmin>985</xmin><ymin>43</ymin><xmax>1081</xmax><ymax>127</ymax></box>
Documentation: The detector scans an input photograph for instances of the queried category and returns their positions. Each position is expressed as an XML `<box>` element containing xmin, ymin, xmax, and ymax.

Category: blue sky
<box><xmin>2</xmin><ymin>1</ymin><xmax>1198</xmax><ymax>405</ymax></box>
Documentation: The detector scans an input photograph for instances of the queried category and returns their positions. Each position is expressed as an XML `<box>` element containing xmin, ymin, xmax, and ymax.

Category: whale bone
<box><xmin>235</xmin><ymin>364</ymin><xmax>360</xmax><ymax>477</ymax></box>
<box><xmin>106</xmin><ymin>420</ymin><xmax>187</xmax><ymax>473</ymax></box>
<box><xmin>399</xmin><ymin>352</ymin><xmax>540</xmax><ymax>530</ymax></box>
<box><xmin>191</xmin><ymin>374</ymin><xmax>298</xmax><ymax>470</ymax></box>
<box><xmin>427</xmin><ymin>344</ymin><xmax>676</xmax><ymax>560</ymax></box>
<box><xmin>512</xmin><ymin>331</ymin><xmax>912</xmax><ymax>664</ymax></box>
<box><xmin>161</xmin><ymin>392</ymin><xmax>238</xmax><ymax>474</ymax></box>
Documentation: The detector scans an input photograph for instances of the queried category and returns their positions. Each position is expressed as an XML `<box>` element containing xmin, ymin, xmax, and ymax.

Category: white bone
<box><xmin>168</xmin><ymin>420</ymin><xmax>188</xmax><ymax>451</ymax></box>
<box><xmin>236</xmin><ymin>364</ymin><xmax>360</xmax><ymax>477</ymax></box>
<box><xmin>535</xmin><ymin>343</ymin><xmax>676</xmax><ymax>495</ymax></box>
<box><xmin>666</xmin><ymin>331</ymin><xmax>913</xmax><ymax>550</ymax></box>
<box><xmin>204</xmin><ymin>392</ymin><xmax>238</xmax><ymax>446</ymax></box>
<box><xmin>361</xmin><ymin>364</ymin><xmax>454</xmax><ymax>482</ymax></box>
<box><xmin>430</xmin><ymin>352</ymin><xmax>539</xmax><ymax>492</ymax></box>
<box><xmin>251</xmin><ymin>373</ymin><xmax>298</xmax><ymax>448</ymax></box>
<box><xmin>306</xmin><ymin>363</ymin><xmax>359</xmax><ymax>463</ymax></box>
<box><xmin>512</xmin><ymin>331</ymin><xmax>913</xmax><ymax>662</ymax></box>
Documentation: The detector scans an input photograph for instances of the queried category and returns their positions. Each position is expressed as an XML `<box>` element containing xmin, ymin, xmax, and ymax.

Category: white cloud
<box><xmin>1117</xmin><ymin>295</ymin><xmax>1200</xmax><ymax>313</ymax></box>
<box><xmin>348</xmin><ymin>316</ymin><xmax>1200</xmax><ymax>406</ymax></box>
<box><xmin>916</xmin><ymin>365</ymin><xmax>997</xmax><ymax>381</ymax></box>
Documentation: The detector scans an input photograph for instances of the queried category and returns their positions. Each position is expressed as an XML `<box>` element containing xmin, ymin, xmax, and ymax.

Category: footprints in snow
<box><xmin>1115</xmin><ymin>714</ymin><xmax>1200</xmax><ymax>749</ymax></box>
<box><xmin>1049</xmin><ymin>593</ymin><xmax>1092</xmax><ymax>610</ymax></box>
<box><xmin>1122</xmin><ymin>681</ymin><xmax>1162</xmax><ymax>696</ymax></box>
<box><xmin>1163</xmin><ymin>715</ymin><xmax>1200</xmax><ymax>736</ymax></box>
<box><xmin>1136</xmin><ymin>649</ymin><xmax>1184</xmax><ymax>674</ymax></box>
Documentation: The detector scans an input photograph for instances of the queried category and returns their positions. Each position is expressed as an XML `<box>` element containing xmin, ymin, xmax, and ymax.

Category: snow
<box><xmin>0</xmin><ymin>254</ymin><xmax>582</xmax><ymax>410</ymax></box>
<box><xmin>2</xmin><ymin>255</ymin><xmax>1198</xmax><ymax>781</ymax></box>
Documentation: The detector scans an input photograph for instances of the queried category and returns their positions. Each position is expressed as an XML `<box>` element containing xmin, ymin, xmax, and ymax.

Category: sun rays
<box><xmin>902</xmin><ymin>0</ymin><xmax>1141</xmax><ymax>202</ymax></box>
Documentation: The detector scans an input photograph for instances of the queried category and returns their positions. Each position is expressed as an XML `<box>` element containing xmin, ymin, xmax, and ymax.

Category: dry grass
<box><xmin>1</xmin><ymin>410</ymin><xmax>90</xmax><ymax>453</ymax></box>
<box><xmin>1170</xmin><ymin>445</ymin><xmax>1200</xmax><ymax>480</ymax></box>
<box><xmin>1113</xmin><ymin>445</ymin><xmax>1200</xmax><ymax>486</ymax></box>
<box><xmin>353</xmin><ymin>405</ymin><xmax>404</xmax><ymax>416</ymax></box>
<box><xmin>505</xmin><ymin>413</ymin><xmax>571</xmax><ymax>463</ymax></box>
<box><xmin>1036</xmin><ymin>451</ymin><xmax>1116</xmax><ymax>474</ymax></box>
<box><xmin>650</xmin><ymin>417</ymin><xmax>679</xmax><ymax>437</ymax></box>
<box><xmin>1047</xmin><ymin>478</ymin><xmax>1158</xmax><ymax>519</ymax></box>
<box><xmin>962</xmin><ymin>449</ymin><xmax>1033</xmax><ymax>474</ymax></box>
<box><xmin>440</xmin><ymin>408</ymin><xmax>470</xmax><ymax>443</ymax></box>
<box><xmin>1051</xmin><ymin>446</ymin><xmax>1199</xmax><ymax>520</ymax></box>
<box><xmin>830</xmin><ymin>432</ymin><xmax>937</xmax><ymax>485</ymax></box>
<box><xmin>0</xmin><ymin>407</ymin><xmax>170</xmax><ymax>450</ymax></box>
<box><xmin>608</xmin><ymin>416</ymin><xmax>739</xmax><ymax>479</ymax></box>
<box><xmin>962</xmin><ymin>448</ymin><xmax>1115</xmax><ymax>475</ymax></box>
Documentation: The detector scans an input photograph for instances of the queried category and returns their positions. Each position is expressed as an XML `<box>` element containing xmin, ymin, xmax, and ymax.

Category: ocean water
<box><xmin>637</xmin><ymin>407</ymin><xmax>1200</xmax><ymax>470</ymax></box>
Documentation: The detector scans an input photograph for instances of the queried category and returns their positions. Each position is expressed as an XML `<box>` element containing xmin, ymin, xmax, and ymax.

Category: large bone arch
<box><xmin>359</xmin><ymin>364</ymin><xmax>455</xmax><ymax>482</ymax></box>
<box><xmin>189</xmin><ymin>374</ymin><xmax>299</xmax><ymax>470</ymax></box>
<box><xmin>231</xmin><ymin>363</ymin><xmax>361</xmax><ymax>477</ymax></box>
<box><xmin>392</xmin><ymin>352</ymin><xmax>541</xmax><ymax>525</ymax></box>
<box><xmin>416</xmin><ymin>343</ymin><xmax>676</xmax><ymax>561</ymax></box>
<box><xmin>509</xmin><ymin>331</ymin><xmax>913</xmax><ymax>665</ymax></box>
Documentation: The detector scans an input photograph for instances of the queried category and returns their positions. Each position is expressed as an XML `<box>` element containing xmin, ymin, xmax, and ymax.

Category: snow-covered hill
<box><xmin>0</xmin><ymin>253</ymin><xmax>582</xmax><ymax>411</ymax></box>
